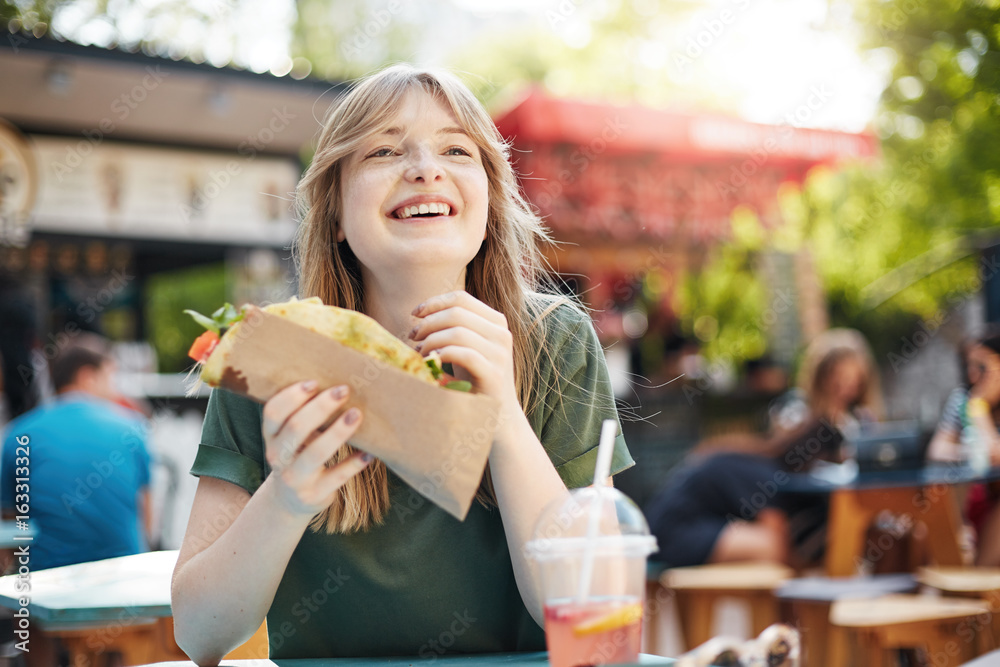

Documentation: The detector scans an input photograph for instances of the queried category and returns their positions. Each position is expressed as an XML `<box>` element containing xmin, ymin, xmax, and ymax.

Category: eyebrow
<box><xmin>375</xmin><ymin>126</ymin><xmax>470</xmax><ymax>137</ymax></box>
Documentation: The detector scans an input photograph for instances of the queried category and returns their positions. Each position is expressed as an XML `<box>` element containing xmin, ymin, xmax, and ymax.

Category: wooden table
<box><xmin>784</xmin><ymin>464</ymin><xmax>1000</xmax><ymax>576</ymax></box>
<box><xmin>829</xmin><ymin>594</ymin><xmax>993</xmax><ymax>666</ymax></box>
<box><xmin>137</xmin><ymin>654</ymin><xmax>675</xmax><ymax>666</ymax></box>
<box><xmin>661</xmin><ymin>562</ymin><xmax>794</xmax><ymax>651</ymax></box>
<box><xmin>0</xmin><ymin>550</ymin><xmax>189</xmax><ymax>666</ymax></box>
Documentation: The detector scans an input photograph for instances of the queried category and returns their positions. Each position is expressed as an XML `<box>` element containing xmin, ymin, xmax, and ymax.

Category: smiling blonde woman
<box><xmin>170</xmin><ymin>64</ymin><xmax>634</xmax><ymax>663</ymax></box>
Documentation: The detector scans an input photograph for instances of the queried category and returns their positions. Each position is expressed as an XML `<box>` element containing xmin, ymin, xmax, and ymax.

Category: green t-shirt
<box><xmin>189</xmin><ymin>301</ymin><xmax>634</xmax><ymax>659</ymax></box>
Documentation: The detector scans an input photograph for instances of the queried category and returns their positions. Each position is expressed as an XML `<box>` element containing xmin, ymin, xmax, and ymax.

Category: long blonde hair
<box><xmin>293</xmin><ymin>64</ymin><xmax>565</xmax><ymax>533</ymax></box>
<box><xmin>797</xmin><ymin>328</ymin><xmax>885</xmax><ymax>423</ymax></box>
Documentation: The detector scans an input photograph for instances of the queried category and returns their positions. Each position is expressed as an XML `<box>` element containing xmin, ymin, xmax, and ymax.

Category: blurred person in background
<box><xmin>927</xmin><ymin>327</ymin><xmax>1000</xmax><ymax>565</ymax></box>
<box><xmin>0</xmin><ymin>334</ymin><xmax>153</xmax><ymax>571</ymax></box>
<box><xmin>769</xmin><ymin>328</ymin><xmax>885</xmax><ymax>440</ymax></box>
<box><xmin>645</xmin><ymin>419</ymin><xmax>843</xmax><ymax>569</ymax></box>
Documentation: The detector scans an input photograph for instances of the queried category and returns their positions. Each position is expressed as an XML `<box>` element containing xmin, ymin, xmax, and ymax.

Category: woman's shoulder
<box><xmin>525</xmin><ymin>293</ymin><xmax>593</xmax><ymax>345</ymax></box>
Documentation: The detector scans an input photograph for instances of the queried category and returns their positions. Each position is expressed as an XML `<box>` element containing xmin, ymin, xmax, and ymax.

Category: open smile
<box><xmin>391</xmin><ymin>202</ymin><xmax>454</xmax><ymax>220</ymax></box>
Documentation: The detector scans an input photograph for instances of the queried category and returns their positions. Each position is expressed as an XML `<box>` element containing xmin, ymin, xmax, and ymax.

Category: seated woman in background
<box><xmin>770</xmin><ymin>328</ymin><xmax>885</xmax><ymax>439</ymax></box>
<box><xmin>927</xmin><ymin>328</ymin><xmax>1000</xmax><ymax>565</ymax></box>
<box><xmin>645</xmin><ymin>420</ymin><xmax>843</xmax><ymax>569</ymax></box>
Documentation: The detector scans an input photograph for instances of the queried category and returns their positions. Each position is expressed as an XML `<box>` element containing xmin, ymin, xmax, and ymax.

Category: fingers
<box><xmin>415</xmin><ymin>325</ymin><xmax>498</xmax><ymax>362</ymax></box>
<box><xmin>431</xmin><ymin>345</ymin><xmax>492</xmax><ymax>383</ymax></box>
<box><xmin>410</xmin><ymin>306</ymin><xmax>511</xmax><ymax>350</ymax></box>
<box><xmin>313</xmin><ymin>450</ymin><xmax>375</xmax><ymax>499</ymax></box>
<box><xmin>288</xmin><ymin>408</ymin><xmax>361</xmax><ymax>479</ymax></box>
<box><xmin>268</xmin><ymin>385</ymin><xmax>351</xmax><ymax>470</ymax></box>
<box><xmin>411</xmin><ymin>291</ymin><xmax>507</xmax><ymax>329</ymax></box>
<box><xmin>262</xmin><ymin>381</ymin><xmax>321</xmax><ymax>441</ymax></box>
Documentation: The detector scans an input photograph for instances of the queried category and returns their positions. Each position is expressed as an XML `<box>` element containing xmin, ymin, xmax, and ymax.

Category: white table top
<box><xmin>0</xmin><ymin>549</ymin><xmax>177</xmax><ymax>628</ymax></box>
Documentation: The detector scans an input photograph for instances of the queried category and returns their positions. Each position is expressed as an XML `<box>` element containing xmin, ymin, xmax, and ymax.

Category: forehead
<box><xmin>374</xmin><ymin>88</ymin><xmax>465</xmax><ymax>136</ymax></box>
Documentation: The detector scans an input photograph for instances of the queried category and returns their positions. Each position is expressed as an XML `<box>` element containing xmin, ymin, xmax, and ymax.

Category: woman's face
<box><xmin>967</xmin><ymin>344</ymin><xmax>999</xmax><ymax>387</ymax></box>
<box><xmin>337</xmin><ymin>89</ymin><xmax>489</xmax><ymax>280</ymax></box>
<box><xmin>826</xmin><ymin>355</ymin><xmax>867</xmax><ymax>409</ymax></box>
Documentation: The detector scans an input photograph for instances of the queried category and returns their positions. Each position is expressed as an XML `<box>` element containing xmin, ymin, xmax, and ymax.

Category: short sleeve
<box><xmin>528</xmin><ymin>302</ymin><xmax>634</xmax><ymax>489</ymax></box>
<box><xmin>133</xmin><ymin>424</ymin><xmax>152</xmax><ymax>489</ymax></box>
<box><xmin>189</xmin><ymin>388</ymin><xmax>267</xmax><ymax>495</ymax></box>
<box><xmin>937</xmin><ymin>388</ymin><xmax>967</xmax><ymax>434</ymax></box>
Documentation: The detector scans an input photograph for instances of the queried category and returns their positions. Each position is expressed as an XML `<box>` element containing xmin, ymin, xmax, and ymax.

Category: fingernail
<box><xmin>408</xmin><ymin>326</ymin><xmax>419</xmax><ymax>339</ymax></box>
<box><xmin>344</xmin><ymin>408</ymin><xmax>360</xmax><ymax>425</ymax></box>
<box><xmin>412</xmin><ymin>303</ymin><xmax>424</xmax><ymax>316</ymax></box>
<box><xmin>302</xmin><ymin>380</ymin><xmax>318</xmax><ymax>391</ymax></box>
<box><xmin>330</xmin><ymin>385</ymin><xmax>347</xmax><ymax>399</ymax></box>
<box><xmin>414</xmin><ymin>342</ymin><xmax>422</xmax><ymax>352</ymax></box>
<box><xmin>360</xmin><ymin>452</ymin><xmax>374</xmax><ymax>463</ymax></box>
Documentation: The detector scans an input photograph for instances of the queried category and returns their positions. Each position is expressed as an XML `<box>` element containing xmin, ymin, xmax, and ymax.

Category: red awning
<box><xmin>494</xmin><ymin>88</ymin><xmax>879</xmax><ymax>166</ymax></box>
<box><xmin>492</xmin><ymin>89</ymin><xmax>879</xmax><ymax>244</ymax></box>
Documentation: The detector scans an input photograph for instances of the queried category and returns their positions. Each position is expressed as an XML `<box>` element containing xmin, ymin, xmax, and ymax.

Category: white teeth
<box><xmin>394</xmin><ymin>202</ymin><xmax>452</xmax><ymax>219</ymax></box>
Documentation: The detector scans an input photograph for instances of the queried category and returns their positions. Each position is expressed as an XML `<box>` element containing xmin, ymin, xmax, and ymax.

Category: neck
<box><xmin>362</xmin><ymin>266</ymin><xmax>467</xmax><ymax>339</ymax></box>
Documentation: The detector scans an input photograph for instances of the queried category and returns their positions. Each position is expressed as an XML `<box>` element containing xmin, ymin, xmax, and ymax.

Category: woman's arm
<box><xmin>926</xmin><ymin>425</ymin><xmax>962</xmax><ymax>462</ymax></box>
<box><xmin>410</xmin><ymin>292</ymin><xmax>573</xmax><ymax>626</ymax></box>
<box><xmin>488</xmin><ymin>407</ymin><xmax>569</xmax><ymax>626</ymax></box>
<box><xmin>170</xmin><ymin>475</ymin><xmax>313</xmax><ymax>665</ymax></box>
<box><xmin>171</xmin><ymin>382</ymin><xmax>371</xmax><ymax>665</ymax></box>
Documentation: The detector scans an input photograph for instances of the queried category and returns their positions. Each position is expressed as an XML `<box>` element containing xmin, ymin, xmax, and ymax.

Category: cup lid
<box><xmin>524</xmin><ymin>486</ymin><xmax>658</xmax><ymax>561</ymax></box>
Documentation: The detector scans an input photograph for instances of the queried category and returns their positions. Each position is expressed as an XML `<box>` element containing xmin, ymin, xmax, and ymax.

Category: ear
<box><xmin>336</xmin><ymin>225</ymin><xmax>346</xmax><ymax>243</ymax></box>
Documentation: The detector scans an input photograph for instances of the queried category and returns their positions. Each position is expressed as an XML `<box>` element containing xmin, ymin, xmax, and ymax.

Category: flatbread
<box><xmin>202</xmin><ymin>297</ymin><xmax>435</xmax><ymax>386</ymax></box>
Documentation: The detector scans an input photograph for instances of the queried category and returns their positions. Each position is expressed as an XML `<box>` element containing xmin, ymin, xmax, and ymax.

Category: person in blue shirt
<box><xmin>1</xmin><ymin>335</ymin><xmax>152</xmax><ymax>571</ymax></box>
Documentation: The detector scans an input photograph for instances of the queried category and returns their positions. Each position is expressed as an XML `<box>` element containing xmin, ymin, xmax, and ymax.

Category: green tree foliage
<box><xmin>680</xmin><ymin>0</ymin><xmax>999</xmax><ymax>367</ymax></box>
<box><xmin>797</xmin><ymin>0</ymin><xmax>999</xmax><ymax>358</ymax></box>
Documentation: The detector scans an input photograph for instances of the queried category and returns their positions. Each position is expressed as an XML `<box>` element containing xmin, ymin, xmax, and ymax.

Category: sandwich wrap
<box><xmin>189</xmin><ymin>297</ymin><xmax>501</xmax><ymax>520</ymax></box>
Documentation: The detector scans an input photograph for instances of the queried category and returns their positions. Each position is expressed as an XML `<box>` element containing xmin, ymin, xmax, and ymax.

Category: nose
<box><xmin>403</xmin><ymin>146</ymin><xmax>445</xmax><ymax>183</ymax></box>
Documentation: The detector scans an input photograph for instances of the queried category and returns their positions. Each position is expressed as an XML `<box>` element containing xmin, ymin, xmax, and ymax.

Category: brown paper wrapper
<box><xmin>215</xmin><ymin>307</ymin><xmax>500</xmax><ymax>520</ymax></box>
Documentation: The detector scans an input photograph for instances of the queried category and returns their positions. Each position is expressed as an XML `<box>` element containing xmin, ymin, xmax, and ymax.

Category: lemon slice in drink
<box><xmin>572</xmin><ymin>603</ymin><xmax>643</xmax><ymax>636</ymax></box>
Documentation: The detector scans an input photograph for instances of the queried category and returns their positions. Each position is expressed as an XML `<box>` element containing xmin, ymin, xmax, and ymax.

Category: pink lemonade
<box><xmin>543</xmin><ymin>597</ymin><xmax>643</xmax><ymax>667</ymax></box>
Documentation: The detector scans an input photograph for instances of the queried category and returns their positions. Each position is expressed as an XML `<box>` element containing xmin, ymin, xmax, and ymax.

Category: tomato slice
<box><xmin>188</xmin><ymin>330</ymin><xmax>220</xmax><ymax>363</ymax></box>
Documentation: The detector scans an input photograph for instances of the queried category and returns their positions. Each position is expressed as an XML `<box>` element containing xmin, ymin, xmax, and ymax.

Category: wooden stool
<box><xmin>918</xmin><ymin>566</ymin><xmax>1000</xmax><ymax>645</ymax></box>
<box><xmin>662</xmin><ymin>561</ymin><xmax>794</xmax><ymax>651</ymax></box>
<box><xmin>830</xmin><ymin>594</ymin><xmax>992</xmax><ymax>667</ymax></box>
<box><xmin>775</xmin><ymin>574</ymin><xmax>918</xmax><ymax>667</ymax></box>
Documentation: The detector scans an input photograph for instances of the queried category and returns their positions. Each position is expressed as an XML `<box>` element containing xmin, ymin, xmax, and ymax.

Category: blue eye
<box><xmin>446</xmin><ymin>147</ymin><xmax>472</xmax><ymax>157</ymax></box>
<box><xmin>368</xmin><ymin>147</ymin><xmax>395</xmax><ymax>158</ymax></box>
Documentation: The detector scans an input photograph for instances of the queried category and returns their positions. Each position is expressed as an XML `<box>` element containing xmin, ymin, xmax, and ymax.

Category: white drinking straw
<box><xmin>575</xmin><ymin>419</ymin><xmax>618</xmax><ymax>604</ymax></box>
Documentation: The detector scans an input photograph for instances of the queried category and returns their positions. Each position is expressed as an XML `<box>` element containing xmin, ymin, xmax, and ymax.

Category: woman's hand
<box><xmin>409</xmin><ymin>290</ymin><xmax>518</xmax><ymax>410</ymax></box>
<box><xmin>261</xmin><ymin>381</ymin><xmax>372</xmax><ymax>517</ymax></box>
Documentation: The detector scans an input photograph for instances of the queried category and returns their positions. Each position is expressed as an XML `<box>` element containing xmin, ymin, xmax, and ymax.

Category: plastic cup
<box><xmin>525</xmin><ymin>486</ymin><xmax>658</xmax><ymax>667</ymax></box>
